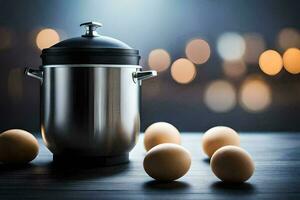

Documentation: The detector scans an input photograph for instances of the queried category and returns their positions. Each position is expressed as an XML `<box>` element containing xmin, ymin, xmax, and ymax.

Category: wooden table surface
<box><xmin>0</xmin><ymin>133</ymin><xmax>299</xmax><ymax>200</ymax></box>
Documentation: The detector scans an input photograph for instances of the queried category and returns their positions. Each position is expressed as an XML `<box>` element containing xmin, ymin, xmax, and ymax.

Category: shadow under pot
<box><xmin>25</xmin><ymin>21</ymin><xmax>157</xmax><ymax>166</ymax></box>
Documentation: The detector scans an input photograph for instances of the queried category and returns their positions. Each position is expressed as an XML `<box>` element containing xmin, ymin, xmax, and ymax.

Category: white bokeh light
<box><xmin>204</xmin><ymin>80</ymin><xmax>237</xmax><ymax>113</ymax></box>
<box><xmin>217</xmin><ymin>32</ymin><xmax>246</xmax><ymax>61</ymax></box>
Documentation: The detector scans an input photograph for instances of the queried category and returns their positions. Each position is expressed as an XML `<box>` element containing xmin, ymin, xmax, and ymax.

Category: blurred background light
<box><xmin>204</xmin><ymin>80</ymin><xmax>236</xmax><ymax>113</ymax></box>
<box><xmin>148</xmin><ymin>49</ymin><xmax>171</xmax><ymax>72</ymax></box>
<box><xmin>277</xmin><ymin>28</ymin><xmax>300</xmax><ymax>50</ymax></box>
<box><xmin>217</xmin><ymin>32</ymin><xmax>246</xmax><ymax>61</ymax></box>
<box><xmin>283</xmin><ymin>48</ymin><xmax>300</xmax><ymax>74</ymax></box>
<box><xmin>0</xmin><ymin>0</ymin><xmax>299</xmax><ymax>132</ymax></box>
<box><xmin>185</xmin><ymin>39</ymin><xmax>211</xmax><ymax>64</ymax></box>
<box><xmin>222</xmin><ymin>60</ymin><xmax>247</xmax><ymax>79</ymax></box>
<box><xmin>259</xmin><ymin>50</ymin><xmax>283</xmax><ymax>75</ymax></box>
<box><xmin>0</xmin><ymin>27</ymin><xmax>12</xmax><ymax>50</ymax></box>
<box><xmin>239</xmin><ymin>76</ymin><xmax>272</xmax><ymax>112</ymax></box>
<box><xmin>36</xmin><ymin>28</ymin><xmax>60</xmax><ymax>50</ymax></box>
<box><xmin>7</xmin><ymin>68</ymin><xmax>23</xmax><ymax>103</ymax></box>
<box><xmin>171</xmin><ymin>58</ymin><xmax>196</xmax><ymax>84</ymax></box>
<box><xmin>243</xmin><ymin>33</ymin><xmax>266</xmax><ymax>64</ymax></box>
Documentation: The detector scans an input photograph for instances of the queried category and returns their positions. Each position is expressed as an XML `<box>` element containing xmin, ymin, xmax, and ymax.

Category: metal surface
<box><xmin>80</xmin><ymin>21</ymin><xmax>102</xmax><ymax>37</ymax></box>
<box><xmin>133</xmin><ymin>70</ymin><xmax>157</xmax><ymax>85</ymax></box>
<box><xmin>26</xmin><ymin>65</ymin><xmax>156</xmax><ymax>160</ymax></box>
<box><xmin>41</xmin><ymin>22</ymin><xmax>138</xmax><ymax>65</ymax></box>
<box><xmin>24</xmin><ymin>68</ymin><xmax>43</xmax><ymax>82</ymax></box>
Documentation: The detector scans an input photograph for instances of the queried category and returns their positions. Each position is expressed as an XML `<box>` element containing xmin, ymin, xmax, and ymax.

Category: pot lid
<box><xmin>41</xmin><ymin>22</ymin><xmax>140</xmax><ymax>65</ymax></box>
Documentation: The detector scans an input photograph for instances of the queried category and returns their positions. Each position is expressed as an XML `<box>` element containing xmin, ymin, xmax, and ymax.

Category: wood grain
<box><xmin>0</xmin><ymin>133</ymin><xmax>299</xmax><ymax>200</ymax></box>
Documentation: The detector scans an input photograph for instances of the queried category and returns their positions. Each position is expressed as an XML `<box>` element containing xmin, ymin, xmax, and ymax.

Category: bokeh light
<box><xmin>277</xmin><ymin>28</ymin><xmax>300</xmax><ymax>50</ymax></box>
<box><xmin>222</xmin><ymin>60</ymin><xmax>247</xmax><ymax>79</ymax></box>
<box><xmin>171</xmin><ymin>58</ymin><xmax>196</xmax><ymax>84</ymax></box>
<box><xmin>0</xmin><ymin>27</ymin><xmax>12</xmax><ymax>50</ymax></box>
<box><xmin>204</xmin><ymin>80</ymin><xmax>236</xmax><ymax>112</ymax></box>
<box><xmin>148</xmin><ymin>49</ymin><xmax>171</xmax><ymax>72</ymax></box>
<box><xmin>259</xmin><ymin>50</ymin><xmax>283</xmax><ymax>75</ymax></box>
<box><xmin>243</xmin><ymin>33</ymin><xmax>266</xmax><ymax>64</ymax></box>
<box><xmin>217</xmin><ymin>32</ymin><xmax>246</xmax><ymax>61</ymax></box>
<box><xmin>36</xmin><ymin>28</ymin><xmax>60</xmax><ymax>50</ymax></box>
<box><xmin>8</xmin><ymin>68</ymin><xmax>23</xmax><ymax>102</ymax></box>
<box><xmin>185</xmin><ymin>39</ymin><xmax>211</xmax><ymax>64</ymax></box>
<box><xmin>283</xmin><ymin>48</ymin><xmax>300</xmax><ymax>74</ymax></box>
<box><xmin>239</xmin><ymin>77</ymin><xmax>272</xmax><ymax>112</ymax></box>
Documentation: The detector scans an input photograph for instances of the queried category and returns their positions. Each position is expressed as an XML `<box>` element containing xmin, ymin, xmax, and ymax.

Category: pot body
<box><xmin>40</xmin><ymin>65</ymin><xmax>141</xmax><ymax>158</ymax></box>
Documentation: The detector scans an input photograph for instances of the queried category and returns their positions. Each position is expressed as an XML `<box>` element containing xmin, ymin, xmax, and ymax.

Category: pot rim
<box><xmin>41</xmin><ymin>64</ymin><xmax>142</xmax><ymax>68</ymax></box>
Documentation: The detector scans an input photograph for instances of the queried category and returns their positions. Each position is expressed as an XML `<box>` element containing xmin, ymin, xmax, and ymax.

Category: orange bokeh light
<box><xmin>222</xmin><ymin>60</ymin><xmax>247</xmax><ymax>79</ymax></box>
<box><xmin>204</xmin><ymin>80</ymin><xmax>236</xmax><ymax>112</ymax></box>
<box><xmin>36</xmin><ymin>28</ymin><xmax>60</xmax><ymax>50</ymax></box>
<box><xmin>259</xmin><ymin>50</ymin><xmax>283</xmax><ymax>76</ymax></box>
<box><xmin>7</xmin><ymin>68</ymin><xmax>23</xmax><ymax>102</ymax></box>
<box><xmin>185</xmin><ymin>39</ymin><xmax>211</xmax><ymax>64</ymax></box>
<box><xmin>283</xmin><ymin>48</ymin><xmax>300</xmax><ymax>74</ymax></box>
<box><xmin>239</xmin><ymin>76</ymin><xmax>272</xmax><ymax>112</ymax></box>
<box><xmin>0</xmin><ymin>27</ymin><xmax>12</xmax><ymax>50</ymax></box>
<box><xmin>171</xmin><ymin>58</ymin><xmax>196</xmax><ymax>84</ymax></box>
<box><xmin>243</xmin><ymin>33</ymin><xmax>266</xmax><ymax>64</ymax></box>
<box><xmin>148</xmin><ymin>49</ymin><xmax>171</xmax><ymax>72</ymax></box>
<box><xmin>277</xmin><ymin>28</ymin><xmax>300</xmax><ymax>50</ymax></box>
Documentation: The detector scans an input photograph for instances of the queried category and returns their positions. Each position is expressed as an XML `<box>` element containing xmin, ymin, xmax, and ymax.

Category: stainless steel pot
<box><xmin>25</xmin><ymin>22</ymin><xmax>156</xmax><ymax>165</ymax></box>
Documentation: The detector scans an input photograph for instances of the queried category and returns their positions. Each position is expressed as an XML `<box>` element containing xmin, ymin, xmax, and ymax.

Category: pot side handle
<box><xmin>132</xmin><ymin>70</ymin><xmax>157</xmax><ymax>83</ymax></box>
<box><xmin>24</xmin><ymin>67</ymin><xmax>43</xmax><ymax>82</ymax></box>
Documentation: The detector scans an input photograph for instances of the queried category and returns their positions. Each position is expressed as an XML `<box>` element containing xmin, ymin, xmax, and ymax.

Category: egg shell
<box><xmin>144</xmin><ymin>122</ymin><xmax>181</xmax><ymax>151</ymax></box>
<box><xmin>0</xmin><ymin>129</ymin><xmax>39</xmax><ymax>164</ymax></box>
<box><xmin>143</xmin><ymin>143</ymin><xmax>191</xmax><ymax>182</ymax></box>
<box><xmin>210</xmin><ymin>145</ymin><xmax>255</xmax><ymax>183</ymax></box>
<box><xmin>202</xmin><ymin>126</ymin><xmax>240</xmax><ymax>158</ymax></box>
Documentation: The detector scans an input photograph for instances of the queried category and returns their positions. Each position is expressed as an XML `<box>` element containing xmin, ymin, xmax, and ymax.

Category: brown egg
<box><xmin>210</xmin><ymin>145</ymin><xmax>255</xmax><ymax>183</ymax></box>
<box><xmin>202</xmin><ymin>126</ymin><xmax>240</xmax><ymax>158</ymax></box>
<box><xmin>0</xmin><ymin>129</ymin><xmax>39</xmax><ymax>164</ymax></box>
<box><xmin>144</xmin><ymin>122</ymin><xmax>181</xmax><ymax>151</ymax></box>
<box><xmin>143</xmin><ymin>143</ymin><xmax>191</xmax><ymax>181</ymax></box>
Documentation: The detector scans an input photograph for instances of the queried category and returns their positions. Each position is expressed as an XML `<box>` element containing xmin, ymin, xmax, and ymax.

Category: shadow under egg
<box><xmin>142</xmin><ymin>180</ymin><xmax>191</xmax><ymax>191</ymax></box>
<box><xmin>210</xmin><ymin>181</ymin><xmax>256</xmax><ymax>194</ymax></box>
<box><xmin>0</xmin><ymin>162</ymin><xmax>34</xmax><ymax>173</ymax></box>
<box><xmin>202</xmin><ymin>157</ymin><xmax>210</xmax><ymax>164</ymax></box>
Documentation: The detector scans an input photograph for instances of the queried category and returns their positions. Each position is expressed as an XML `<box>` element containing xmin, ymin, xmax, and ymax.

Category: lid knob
<box><xmin>80</xmin><ymin>21</ymin><xmax>102</xmax><ymax>37</ymax></box>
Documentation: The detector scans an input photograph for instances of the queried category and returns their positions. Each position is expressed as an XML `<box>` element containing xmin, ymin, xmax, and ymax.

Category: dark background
<box><xmin>0</xmin><ymin>0</ymin><xmax>299</xmax><ymax>132</ymax></box>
